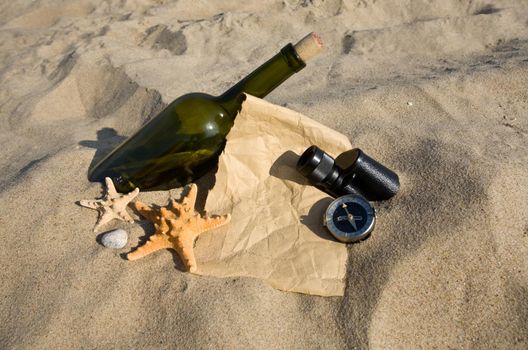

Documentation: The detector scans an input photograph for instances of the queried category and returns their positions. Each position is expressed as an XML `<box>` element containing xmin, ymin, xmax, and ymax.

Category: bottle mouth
<box><xmin>281</xmin><ymin>43</ymin><xmax>307</xmax><ymax>72</ymax></box>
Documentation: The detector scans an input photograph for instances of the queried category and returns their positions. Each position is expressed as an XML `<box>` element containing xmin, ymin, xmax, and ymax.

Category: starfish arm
<box><xmin>170</xmin><ymin>199</ymin><xmax>183</xmax><ymax>216</ymax></box>
<box><xmin>104</xmin><ymin>177</ymin><xmax>118</xmax><ymax>197</ymax></box>
<box><xmin>119</xmin><ymin>209</ymin><xmax>135</xmax><ymax>223</ymax></box>
<box><xmin>122</xmin><ymin>187</ymin><xmax>140</xmax><ymax>202</ymax></box>
<box><xmin>127</xmin><ymin>234</ymin><xmax>172</xmax><ymax>260</ymax></box>
<box><xmin>181</xmin><ymin>184</ymin><xmax>198</xmax><ymax>212</ymax></box>
<box><xmin>159</xmin><ymin>207</ymin><xmax>171</xmax><ymax>219</ymax></box>
<box><xmin>132</xmin><ymin>201</ymin><xmax>159</xmax><ymax>222</ymax></box>
<box><xmin>93</xmin><ymin>210</ymin><xmax>116</xmax><ymax>232</ymax></box>
<box><xmin>93</xmin><ymin>222</ymin><xmax>104</xmax><ymax>232</ymax></box>
<box><xmin>174</xmin><ymin>234</ymin><xmax>198</xmax><ymax>273</ymax></box>
<box><xmin>157</xmin><ymin>218</ymin><xmax>171</xmax><ymax>235</ymax></box>
<box><xmin>79</xmin><ymin>199</ymin><xmax>100</xmax><ymax>210</ymax></box>
<box><xmin>192</xmin><ymin>214</ymin><xmax>231</xmax><ymax>234</ymax></box>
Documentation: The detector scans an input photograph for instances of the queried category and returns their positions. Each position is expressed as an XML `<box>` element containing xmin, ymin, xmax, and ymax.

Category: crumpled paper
<box><xmin>195</xmin><ymin>94</ymin><xmax>351</xmax><ymax>296</ymax></box>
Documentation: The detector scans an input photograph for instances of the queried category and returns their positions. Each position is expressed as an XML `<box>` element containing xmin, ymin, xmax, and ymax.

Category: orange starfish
<box><xmin>127</xmin><ymin>184</ymin><xmax>230</xmax><ymax>273</ymax></box>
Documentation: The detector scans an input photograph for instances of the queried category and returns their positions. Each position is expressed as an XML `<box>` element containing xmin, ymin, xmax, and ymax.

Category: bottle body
<box><xmin>89</xmin><ymin>42</ymin><xmax>310</xmax><ymax>192</ymax></box>
<box><xmin>89</xmin><ymin>93</ymin><xmax>243</xmax><ymax>191</ymax></box>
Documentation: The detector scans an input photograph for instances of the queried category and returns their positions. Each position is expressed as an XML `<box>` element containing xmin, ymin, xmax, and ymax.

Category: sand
<box><xmin>1</xmin><ymin>0</ymin><xmax>528</xmax><ymax>348</ymax></box>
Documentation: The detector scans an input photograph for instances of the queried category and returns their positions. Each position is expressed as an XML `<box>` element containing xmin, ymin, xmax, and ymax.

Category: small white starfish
<box><xmin>79</xmin><ymin>177</ymin><xmax>139</xmax><ymax>232</ymax></box>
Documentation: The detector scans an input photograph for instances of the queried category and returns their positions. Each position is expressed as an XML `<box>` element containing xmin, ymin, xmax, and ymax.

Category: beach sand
<box><xmin>1</xmin><ymin>0</ymin><xmax>527</xmax><ymax>348</ymax></box>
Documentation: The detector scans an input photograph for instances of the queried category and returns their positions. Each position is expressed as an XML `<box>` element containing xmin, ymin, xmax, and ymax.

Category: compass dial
<box><xmin>324</xmin><ymin>194</ymin><xmax>375</xmax><ymax>243</ymax></box>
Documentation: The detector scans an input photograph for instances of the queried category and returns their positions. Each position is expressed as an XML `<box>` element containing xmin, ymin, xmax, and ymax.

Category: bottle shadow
<box><xmin>79</xmin><ymin>127</ymin><xmax>127</xmax><ymax>178</ymax></box>
<box><xmin>269</xmin><ymin>150</ymin><xmax>338</xmax><ymax>243</ymax></box>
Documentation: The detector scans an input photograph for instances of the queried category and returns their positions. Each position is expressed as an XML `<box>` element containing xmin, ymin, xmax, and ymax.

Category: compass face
<box><xmin>324</xmin><ymin>195</ymin><xmax>375</xmax><ymax>243</ymax></box>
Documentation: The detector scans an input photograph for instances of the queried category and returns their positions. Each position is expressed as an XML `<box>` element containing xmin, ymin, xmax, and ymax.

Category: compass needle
<box><xmin>348</xmin><ymin>216</ymin><xmax>357</xmax><ymax>231</ymax></box>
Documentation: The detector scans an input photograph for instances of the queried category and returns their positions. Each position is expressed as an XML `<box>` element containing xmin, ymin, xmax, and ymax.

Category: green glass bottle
<box><xmin>89</xmin><ymin>33</ymin><xmax>323</xmax><ymax>192</ymax></box>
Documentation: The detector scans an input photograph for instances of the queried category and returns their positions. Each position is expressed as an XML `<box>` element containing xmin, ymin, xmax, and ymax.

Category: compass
<box><xmin>323</xmin><ymin>194</ymin><xmax>376</xmax><ymax>243</ymax></box>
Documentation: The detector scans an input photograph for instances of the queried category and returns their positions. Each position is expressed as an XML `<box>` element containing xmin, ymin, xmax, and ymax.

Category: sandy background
<box><xmin>1</xmin><ymin>0</ymin><xmax>528</xmax><ymax>348</ymax></box>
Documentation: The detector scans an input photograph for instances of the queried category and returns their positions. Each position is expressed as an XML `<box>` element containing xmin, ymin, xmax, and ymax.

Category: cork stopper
<box><xmin>293</xmin><ymin>32</ymin><xmax>324</xmax><ymax>62</ymax></box>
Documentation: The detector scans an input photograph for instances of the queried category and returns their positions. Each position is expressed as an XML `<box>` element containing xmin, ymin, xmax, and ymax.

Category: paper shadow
<box><xmin>79</xmin><ymin>127</ymin><xmax>127</xmax><ymax>177</ymax></box>
<box><xmin>194</xmin><ymin>163</ymin><xmax>218</xmax><ymax>214</ymax></box>
<box><xmin>300</xmin><ymin>197</ymin><xmax>338</xmax><ymax>242</ymax></box>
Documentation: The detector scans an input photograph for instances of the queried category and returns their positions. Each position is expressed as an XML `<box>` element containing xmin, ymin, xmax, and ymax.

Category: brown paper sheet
<box><xmin>195</xmin><ymin>94</ymin><xmax>351</xmax><ymax>296</ymax></box>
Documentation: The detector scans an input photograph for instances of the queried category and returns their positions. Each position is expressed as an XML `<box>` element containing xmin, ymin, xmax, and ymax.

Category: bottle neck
<box><xmin>219</xmin><ymin>43</ymin><xmax>306</xmax><ymax>102</ymax></box>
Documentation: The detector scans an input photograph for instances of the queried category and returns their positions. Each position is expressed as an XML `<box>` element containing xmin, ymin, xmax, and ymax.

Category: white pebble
<box><xmin>101</xmin><ymin>229</ymin><xmax>128</xmax><ymax>249</ymax></box>
<box><xmin>407</xmin><ymin>101</ymin><xmax>413</xmax><ymax>106</ymax></box>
